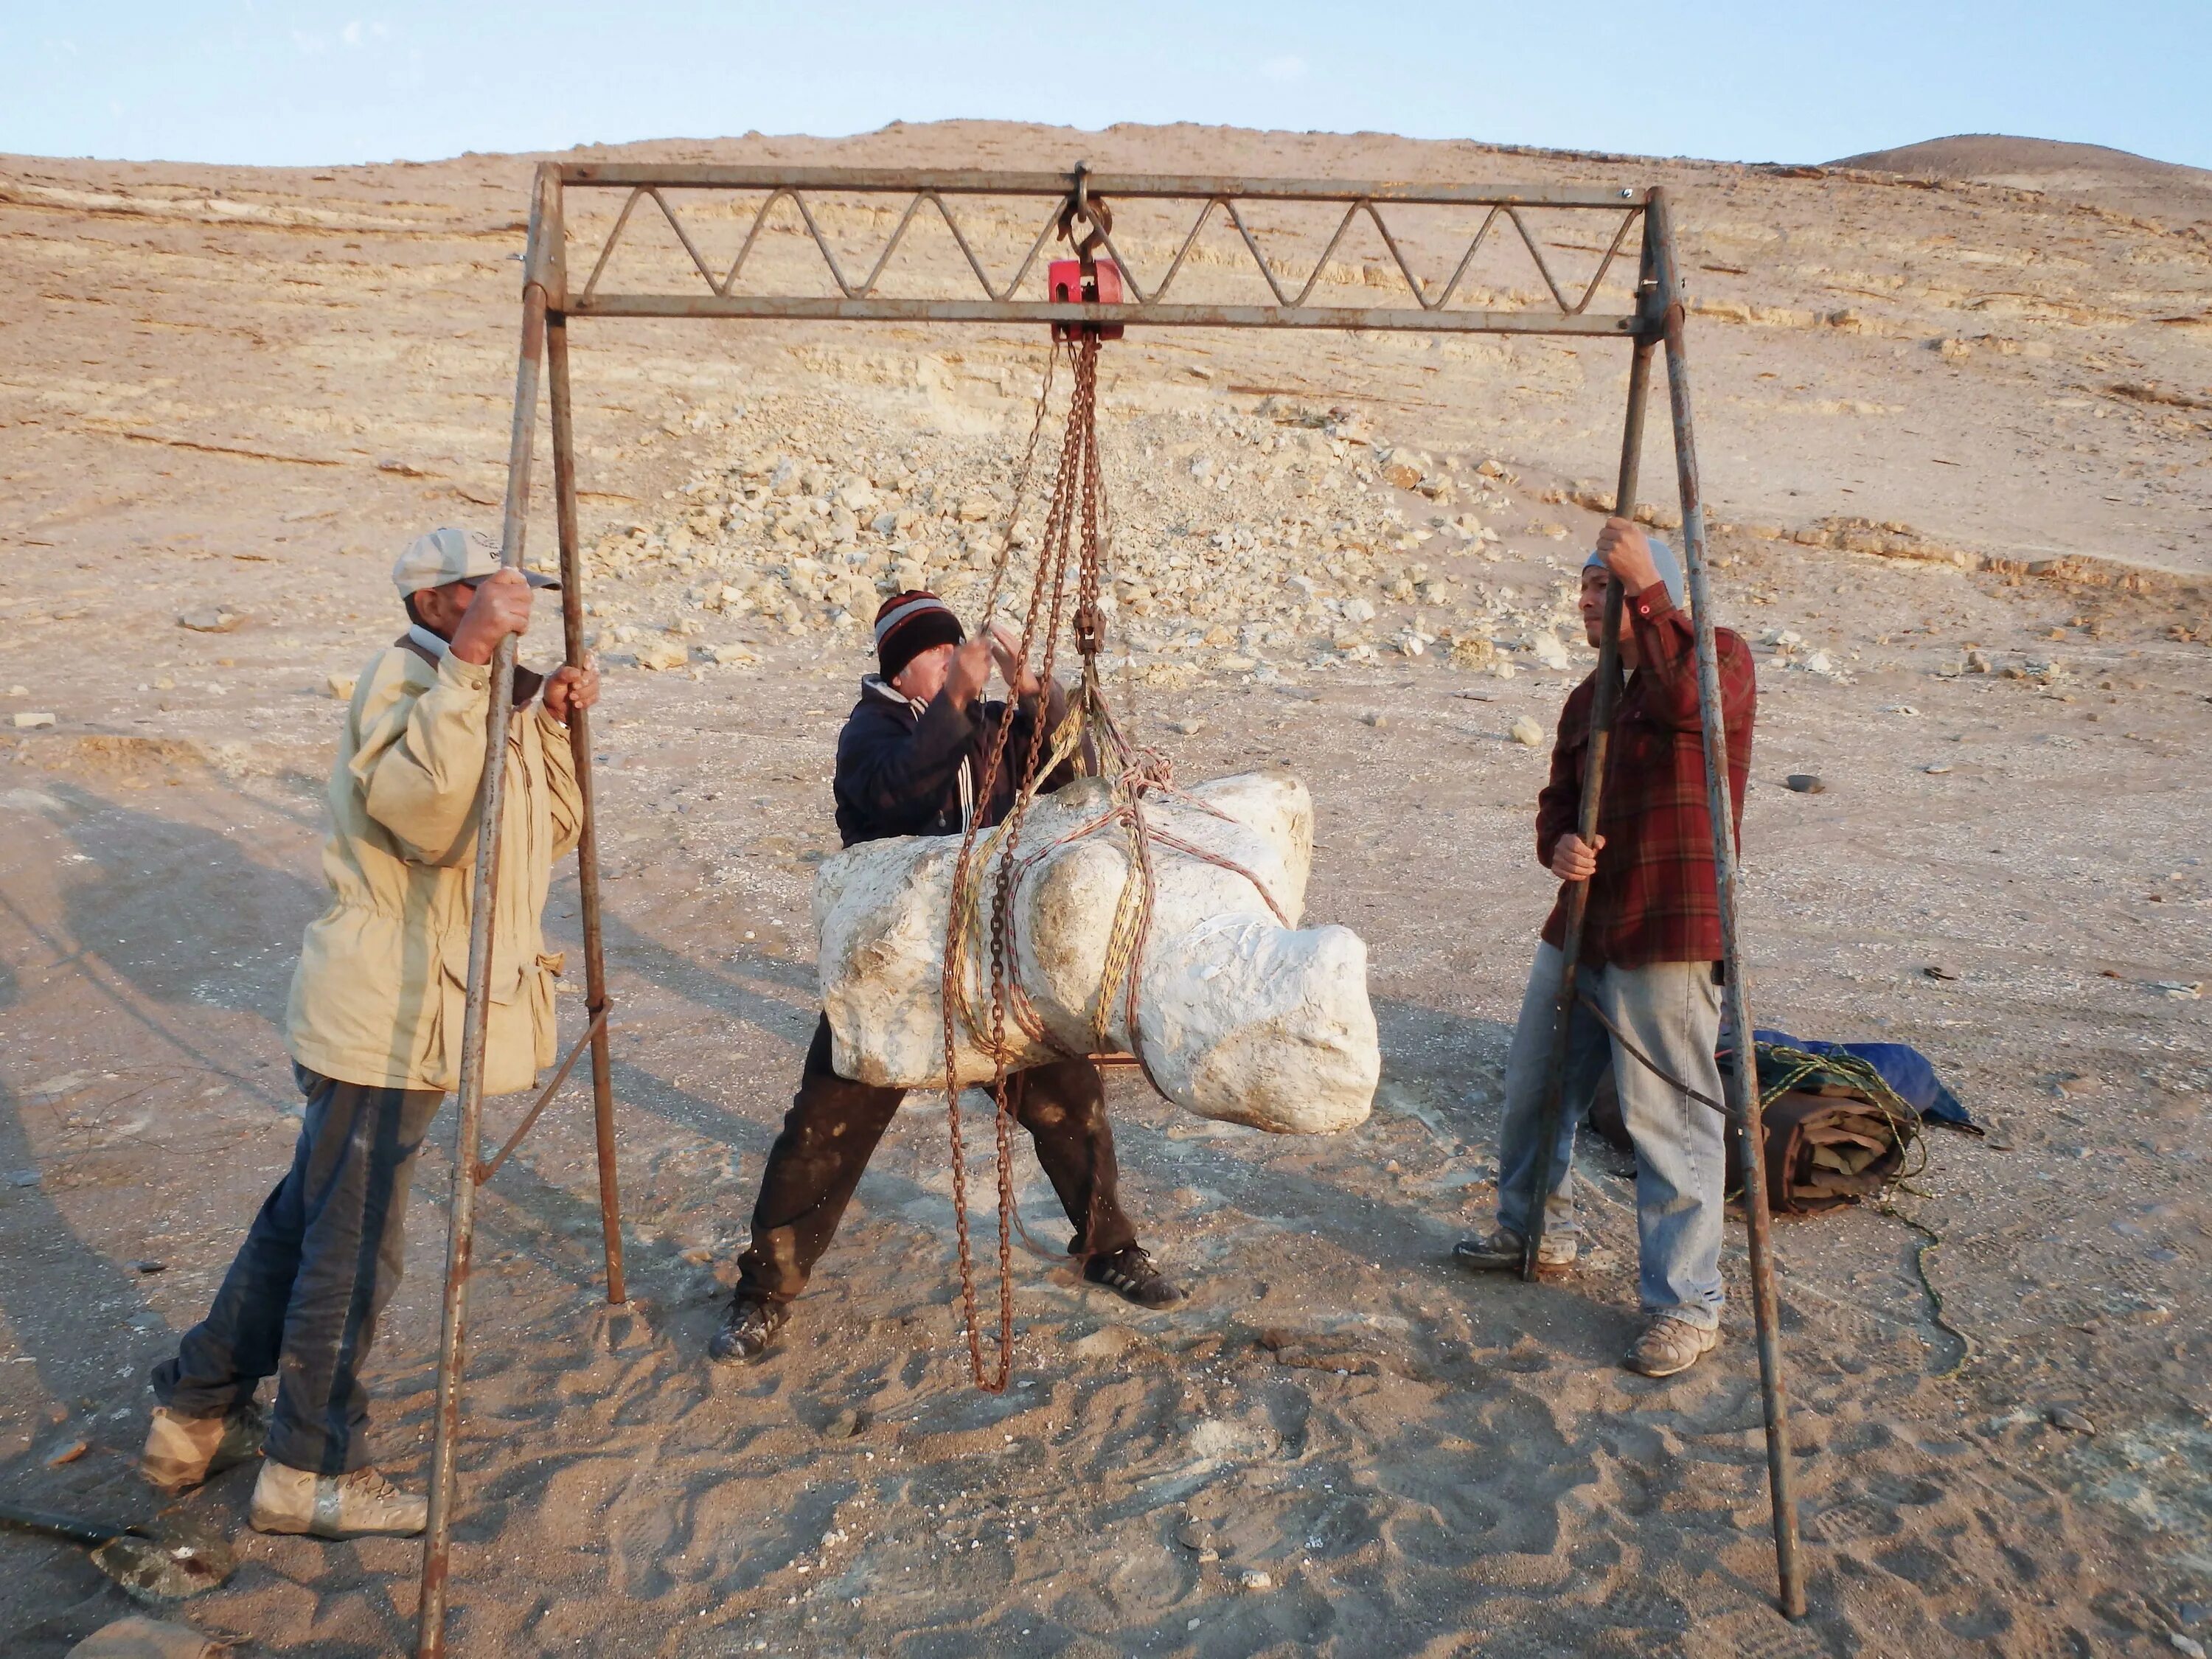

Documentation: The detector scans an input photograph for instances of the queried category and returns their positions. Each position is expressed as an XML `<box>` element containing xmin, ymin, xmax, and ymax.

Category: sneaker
<box><xmin>1452</xmin><ymin>1225</ymin><xmax>1577</xmax><ymax>1275</ymax></box>
<box><xmin>249</xmin><ymin>1459</ymin><xmax>426</xmax><ymax>1538</ymax></box>
<box><xmin>1623</xmin><ymin>1315</ymin><xmax>1719</xmax><ymax>1378</ymax></box>
<box><xmin>141</xmin><ymin>1401</ymin><xmax>268</xmax><ymax>1495</ymax></box>
<box><xmin>1082</xmin><ymin>1245</ymin><xmax>1186</xmax><ymax>1309</ymax></box>
<box><xmin>707</xmin><ymin>1295</ymin><xmax>787</xmax><ymax>1364</ymax></box>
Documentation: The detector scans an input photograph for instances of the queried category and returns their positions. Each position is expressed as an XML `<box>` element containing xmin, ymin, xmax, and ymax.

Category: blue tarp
<box><xmin>1751</xmin><ymin>1029</ymin><xmax>1978</xmax><ymax>1133</ymax></box>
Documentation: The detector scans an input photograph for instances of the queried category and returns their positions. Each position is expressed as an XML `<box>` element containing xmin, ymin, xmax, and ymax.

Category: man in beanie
<box><xmin>709</xmin><ymin>591</ymin><xmax>1186</xmax><ymax>1363</ymax></box>
<box><xmin>1452</xmin><ymin>518</ymin><xmax>1756</xmax><ymax>1379</ymax></box>
<box><xmin>141</xmin><ymin>528</ymin><xmax>598</xmax><ymax>1534</ymax></box>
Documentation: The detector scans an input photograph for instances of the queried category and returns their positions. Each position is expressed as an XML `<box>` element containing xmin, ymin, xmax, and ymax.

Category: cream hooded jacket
<box><xmin>285</xmin><ymin>639</ymin><xmax>582</xmax><ymax>1095</ymax></box>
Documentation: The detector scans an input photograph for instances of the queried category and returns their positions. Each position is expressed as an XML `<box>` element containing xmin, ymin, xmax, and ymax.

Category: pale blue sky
<box><xmin>4</xmin><ymin>1</ymin><xmax>2205</xmax><ymax>173</ymax></box>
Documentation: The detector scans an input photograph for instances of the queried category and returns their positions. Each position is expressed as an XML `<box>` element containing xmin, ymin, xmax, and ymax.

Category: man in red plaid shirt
<box><xmin>1455</xmin><ymin>517</ymin><xmax>1756</xmax><ymax>1378</ymax></box>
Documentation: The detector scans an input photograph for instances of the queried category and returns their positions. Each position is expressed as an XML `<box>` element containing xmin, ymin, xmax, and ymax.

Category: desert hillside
<box><xmin>1832</xmin><ymin>133</ymin><xmax>2212</xmax><ymax>216</ymax></box>
<box><xmin>1</xmin><ymin>123</ymin><xmax>2209</xmax><ymax>1659</ymax></box>
<box><xmin>3</xmin><ymin>120</ymin><xmax>2210</xmax><ymax>583</ymax></box>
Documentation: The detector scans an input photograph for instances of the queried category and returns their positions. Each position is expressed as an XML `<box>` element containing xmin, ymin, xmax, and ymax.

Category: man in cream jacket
<box><xmin>141</xmin><ymin>528</ymin><xmax>596</xmax><ymax>1539</ymax></box>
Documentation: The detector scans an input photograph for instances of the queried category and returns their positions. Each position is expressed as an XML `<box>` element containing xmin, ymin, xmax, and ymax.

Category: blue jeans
<box><xmin>151</xmin><ymin>1066</ymin><xmax>444</xmax><ymax>1474</ymax></box>
<box><xmin>1493</xmin><ymin>944</ymin><xmax>1726</xmax><ymax>1330</ymax></box>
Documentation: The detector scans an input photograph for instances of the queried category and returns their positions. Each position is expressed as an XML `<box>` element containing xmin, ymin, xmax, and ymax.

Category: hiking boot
<box><xmin>141</xmin><ymin>1401</ymin><xmax>268</xmax><ymax>1495</ymax></box>
<box><xmin>1083</xmin><ymin>1245</ymin><xmax>1186</xmax><ymax>1309</ymax></box>
<box><xmin>1623</xmin><ymin>1315</ymin><xmax>1719</xmax><ymax>1378</ymax></box>
<box><xmin>1452</xmin><ymin>1225</ymin><xmax>1577</xmax><ymax>1276</ymax></box>
<box><xmin>249</xmin><ymin>1460</ymin><xmax>426</xmax><ymax>1539</ymax></box>
<box><xmin>707</xmin><ymin>1295</ymin><xmax>787</xmax><ymax>1364</ymax></box>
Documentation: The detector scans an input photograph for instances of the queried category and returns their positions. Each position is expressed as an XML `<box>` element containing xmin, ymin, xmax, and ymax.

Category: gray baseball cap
<box><xmin>392</xmin><ymin>526</ymin><xmax>559</xmax><ymax>597</ymax></box>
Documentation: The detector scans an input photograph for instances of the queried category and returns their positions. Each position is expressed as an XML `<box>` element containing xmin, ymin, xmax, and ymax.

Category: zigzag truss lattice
<box><xmin>563</xmin><ymin>164</ymin><xmax>1649</xmax><ymax>333</ymax></box>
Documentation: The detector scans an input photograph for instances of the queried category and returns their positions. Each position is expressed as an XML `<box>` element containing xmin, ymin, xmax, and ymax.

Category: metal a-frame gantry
<box><xmin>417</xmin><ymin>160</ymin><xmax>1806</xmax><ymax>1656</ymax></box>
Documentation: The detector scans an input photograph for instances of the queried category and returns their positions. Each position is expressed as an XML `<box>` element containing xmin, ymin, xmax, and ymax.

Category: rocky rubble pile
<box><xmin>573</xmin><ymin>389</ymin><xmax>1597</xmax><ymax>684</ymax></box>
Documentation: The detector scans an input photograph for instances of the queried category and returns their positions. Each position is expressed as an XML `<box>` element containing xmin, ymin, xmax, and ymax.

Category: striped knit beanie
<box><xmin>873</xmin><ymin>590</ymin><xmax>964</xmax><ymax>683</ymax></box>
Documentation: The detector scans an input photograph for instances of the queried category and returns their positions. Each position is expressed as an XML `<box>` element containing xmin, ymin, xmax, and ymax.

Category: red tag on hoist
<box><xmin>1048</xmin><ymin>257</ymin><xmax>1124</xmax><ymax>340</ymax></box>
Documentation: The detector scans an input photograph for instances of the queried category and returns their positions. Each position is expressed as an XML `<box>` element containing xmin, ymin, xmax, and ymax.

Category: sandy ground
<box><xmin>1</xmin><ymin>125</ymin><xmax>2210</xmax><ymax>1658</ymax></box>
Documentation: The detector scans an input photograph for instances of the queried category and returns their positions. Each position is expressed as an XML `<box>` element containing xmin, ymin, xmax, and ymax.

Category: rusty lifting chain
<box><xmin>935</xmin><ymin>174</ymin><xmax>1138</xmax><ymax>1390</ymax></box>
<box><xmin>936</xmin><ymin>325</ymin><xmax>1107</xmax><ymax>1392</ymax></box>
<box><xmin>930</xmin><ymin>173</ymin><xmax>1382</xmax><ymax>1392</ymax></box>
<box><xmin>932</xmin><ymin>339</ymin><xmax>1289</xmax><ymax>1390</ymax></box>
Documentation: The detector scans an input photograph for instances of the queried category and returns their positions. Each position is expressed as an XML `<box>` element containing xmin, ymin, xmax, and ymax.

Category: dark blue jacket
<box><xmin>832</xmin><ymin>676</ymin><xmax>1077</xmax><ymax>846</ymax></box>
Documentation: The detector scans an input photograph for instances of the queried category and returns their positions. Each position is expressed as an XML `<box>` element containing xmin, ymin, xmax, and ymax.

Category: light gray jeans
<box><xmin>1493</xmin><ymin>942</ymin><xmax>1726</xmax><ymax>1329</ymax></box>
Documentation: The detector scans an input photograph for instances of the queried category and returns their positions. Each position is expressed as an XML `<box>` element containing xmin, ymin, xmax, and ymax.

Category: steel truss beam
<box><xmin>575</xmin><ymin>296</ymin><xmax>1638</xmax><ymax>333</ymax></box>
<box><xmin>562</xmin><ymin>165</ymin><xmax>1647</xmax><ymax>334</ymax></box>
<box><xmin>414</xmin><ymin>163</ymin><xmax>1804</xmax><ymax>1658</ymax></box>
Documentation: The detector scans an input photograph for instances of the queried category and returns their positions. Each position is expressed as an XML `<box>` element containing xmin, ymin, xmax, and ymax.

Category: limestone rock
<box><xmin>1449</xmin><ymin>635</ymin><xmax>1495</xmax><ymax>670</ymax></box>
<box><xmin>815</xmin><ymin>772</ymin><xmax>1376</xmax><ymax>1135</ymax></box>
<box><xmin>65</xmin><ymin>1617</ymin><xmax>225</xmax><ymax>1659</ymax></box>
<box><xmin>589</xmin><ymin>396</ymin><xmax>1601</xmax><ymax>695</ymax></box>
<box><xmin>1510</xmin><ymin>715</ymin><xmax>1547</xmax><ymax>748</ymax></box>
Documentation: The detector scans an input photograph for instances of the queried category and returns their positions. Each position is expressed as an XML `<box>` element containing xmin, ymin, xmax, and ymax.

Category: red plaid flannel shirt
<box><xmin>1536</xmin><ymin>582</ymin><xmax>1756</xmax><ymax>969</ymax></box>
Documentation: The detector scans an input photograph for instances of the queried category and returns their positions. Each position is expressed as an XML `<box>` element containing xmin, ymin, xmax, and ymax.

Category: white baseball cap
<box><xmin>392</xmin><ymin>526</ymin><xmax>560</xmax><ymax>598</ymax></box>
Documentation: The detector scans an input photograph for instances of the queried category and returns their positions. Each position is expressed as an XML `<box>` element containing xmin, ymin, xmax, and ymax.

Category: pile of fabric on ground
<box><xmin>1732</xmin><ymin>1030</ymin><xmax>1977</xmax><ymax>1214</ymax></box>
<box><xmin>1590</xmin><ymin>1029</ymin><xmax>1977</xmax><ymax>1217</ymax></box>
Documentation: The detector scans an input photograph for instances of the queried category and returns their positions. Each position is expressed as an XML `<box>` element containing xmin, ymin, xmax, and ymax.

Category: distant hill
<box><xmin>1829</xmin><ymin>134</ymin><xmax>2212</xmax><ymax>220</ymax></box>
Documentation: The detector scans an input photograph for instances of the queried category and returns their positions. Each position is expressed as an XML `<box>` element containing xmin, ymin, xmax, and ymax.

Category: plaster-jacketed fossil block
<box><xmin>815</xmin><ymin>771</ymin><xmax>1377</xmax><ymax>1134</ymax></box>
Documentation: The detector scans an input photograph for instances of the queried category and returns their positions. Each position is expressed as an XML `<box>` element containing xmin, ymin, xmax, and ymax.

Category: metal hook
<box><xmin>1054</xmin><ymin>162</ymin><xmax>1114</xmax><ymax>302</ymax></box>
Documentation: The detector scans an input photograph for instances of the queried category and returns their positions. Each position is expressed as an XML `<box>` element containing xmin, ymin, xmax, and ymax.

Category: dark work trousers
<box><xmin>735</xmin><ymin>1015</ymin><xmax>1139</xmax><ymax>1303</ymax></box>
<box><xmin>151</xmin><ymin>1065</ymin><xmax>443</xmax><ymax>1475</ymax></box>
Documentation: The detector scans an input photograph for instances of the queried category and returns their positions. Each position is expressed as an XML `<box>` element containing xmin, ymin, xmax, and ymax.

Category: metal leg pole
<box><xmin>1646</xmin><ymin>185</ymin><xmax>1807</xmax><ymax>1619</ymax></box>
<box><xmin>417</xmin><ymin>175</ymin><xmax>556</xmax><ymax>1659</ymax></box>
<box><xmin>546</xmin><ymin>309</ymin><xmax>626</xmax><ymax>1306</ymax></box>
<box><xmin>1520</xmin><ymin>232</ymin><xmax>1659</xmax><ymax>1279</ymax></box>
